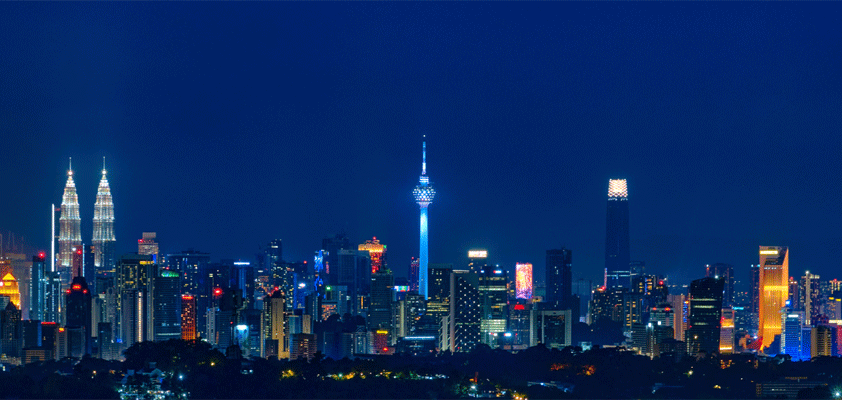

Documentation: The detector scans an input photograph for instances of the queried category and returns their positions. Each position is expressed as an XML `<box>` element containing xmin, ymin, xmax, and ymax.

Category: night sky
<box><xmin>2</xmin><ymin>3</ymin><xmax>841</xmax><ymax>290</ymax></box>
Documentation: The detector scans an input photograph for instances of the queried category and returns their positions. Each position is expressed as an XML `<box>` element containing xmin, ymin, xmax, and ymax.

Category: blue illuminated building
<box><xmin>314</xmin><ymin>250</ymin><xmax>326</xmax><ymax>296</ymax></box>
<box><xmin>781</xmin><ymin>310</ymin><xmax>805</xmax><ymax>360</ymax></box>
<box><xmin>412</xmin><ymin>139</ymin><xmax>436</xmax><ymax>299</ymax></box>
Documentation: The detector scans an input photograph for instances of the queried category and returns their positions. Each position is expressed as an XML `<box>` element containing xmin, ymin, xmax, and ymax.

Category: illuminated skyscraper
<box><xmin>116</xmin><ymin>254</ymin><xmax>155</xmax><ymax>349</ymax></box>
<box><xmin>138</xmin><ymin>232</ymin><xmax>159</xmax><ymax>263</ymax></box>
<box><xmin>181</xmin><ymin>295</ymin><xmax>197</xmax><ymax>340</ymax></box>
<box><xmin>409</xmin><ymin>257</ymin><xmax>420</xmax><ymax>293</ymax></box>
<box><xmin>65</xmin><ymin>256</ymin><xmax>92</xmax><ymax>356</ymax></box>
<box><xmin>59</xmin><ymin>158</ymin><xmax>82</xmax><ymax>276</ymax></box>
<box><xmin>750</xmin><ymin>264</ymin><xmax>760</xmax><ymax>335</ymax></box>
<box><xmin>0</xmin><ymin>272</ymin><xmax>21</xmax><ymax>308</ymax></box>
<box><xmin>758</xmin><ymin>246</ymin><xmax>789</xmax><ymax>351</ymax></box>
<box><xmin>705</xmin><ymin>263</ymin><xmax>735</xmax><ymax>307</ymax></box>
<box><xmin>605</xmin><ymin>179</ymin><xmax>630</xmax><ymax>288</ymax></box>
<box><xmin>261</xmin><ymin>290</ymin><xmax>287</xmax><ymax>359</ymax></box>
<box><xmin>800</xmin><ymin>272</ymin><xmax>820</xmax><ymax>326</ymax></box>
<box><xmin>685</xmin><ymin>277</ymin><xmax>724</xmax><ymax>355</ymax></box>
<box><xmin>448</xmin><ymin>270</ymin><xmax>481</xmax><ymax>352</ymax></box>
<box><xmin>359</xmin><ymin>237</ymin><xmax>386</xmax><ymax>274</ymax></box>
<box><xmin>29</xmin><ymin>252</ymin><xmax>47</xmax><ymax>322</ymax></box>
<box><xmin>479</xmin><ymin>268</ymin><xmax>507</xmax><ymax>346</ymax></box>
<box><xmin>92</xmin><ymin>159</ymin><xmax>116</xmax><ymax>276</ymax></box>
<box><xmin>412</xmin><ymin>140</ymin><xmax>435</xmax><ymax>299</ymax></box>
<box><xmin>153</xmin><ymin>270</ymin><xmax>181</xmax><ymax>342</ymax></box>
<box><xmin>516</xmin><ymin>263</ymin><xmax>533</xmax><ymax>300</ymax></box>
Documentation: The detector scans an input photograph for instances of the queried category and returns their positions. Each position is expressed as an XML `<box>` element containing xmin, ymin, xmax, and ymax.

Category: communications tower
<box><xmin>412</xmin><ymin>139</ymin><xmax>435</xmax><ymax>299</ymax></box>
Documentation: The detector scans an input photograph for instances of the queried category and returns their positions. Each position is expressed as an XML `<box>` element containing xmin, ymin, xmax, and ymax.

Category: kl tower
<box><xmin>412</xmin><ymin>138</ymin><xmax>436</xmax><ymax>299</ymax></box>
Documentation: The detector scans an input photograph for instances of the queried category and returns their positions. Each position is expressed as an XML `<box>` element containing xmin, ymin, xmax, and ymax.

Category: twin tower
<box><xmin>57</xmin><ymin>158</ymin><xmax>116</xmax><ymax>281</ymax></box>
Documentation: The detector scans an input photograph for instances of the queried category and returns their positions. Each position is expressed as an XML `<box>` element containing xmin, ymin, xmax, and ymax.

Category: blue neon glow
<box><xmin>413</xmin><ymin>140</ymin><xmax>435</xmax><ymax>300</ymax></box>
<box><xmin>419</xmin><ymin>207</ymin><xmax>428</xmax><ymax>298</ymax></box>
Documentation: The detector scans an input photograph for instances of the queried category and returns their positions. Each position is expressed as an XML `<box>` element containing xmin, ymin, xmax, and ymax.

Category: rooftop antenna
<box><xmin>422</xmin><ymin>135</ymin><xmax>427</xmax><ymax>175</ymax></box>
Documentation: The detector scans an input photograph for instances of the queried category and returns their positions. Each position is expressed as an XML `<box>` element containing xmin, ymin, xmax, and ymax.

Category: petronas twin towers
<box><xmin>58</xmin><ymin>158</ymin><xmax>115</xmax><ymax>279</ymax></box>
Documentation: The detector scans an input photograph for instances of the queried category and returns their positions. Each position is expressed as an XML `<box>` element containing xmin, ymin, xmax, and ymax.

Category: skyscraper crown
<box><xmin>608</xmin><ymin>179</ymin><xmax>628</xmax><ymax>199</ymax></box>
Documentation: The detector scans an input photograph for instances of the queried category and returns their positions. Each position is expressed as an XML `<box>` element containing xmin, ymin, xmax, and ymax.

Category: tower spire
<box><xmin>68</xmin><ymin>157</ymin><xmax>72</xmax><ymax>175</ymax></box>
<box><xmin>93</xmin><ymin>156</ymin><xmax>116</xmax><ymax>271</ymax></box>
<box><xmin>422</xmin><ymin>137</ymin><xmax>427</xmax><ymax>176</ymax></box>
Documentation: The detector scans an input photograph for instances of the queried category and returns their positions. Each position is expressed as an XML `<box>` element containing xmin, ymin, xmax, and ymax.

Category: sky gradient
<box><xmin>2</xmin><ymin>3</ymin><xmax>841</xmax><ymax>289</ymax></box>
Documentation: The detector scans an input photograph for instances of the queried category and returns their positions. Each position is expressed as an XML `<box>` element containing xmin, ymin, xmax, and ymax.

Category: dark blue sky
<box><xmin>2</xmin><ymin>3</ymin><xmax>841</xmax><ymax>289</ymax></box>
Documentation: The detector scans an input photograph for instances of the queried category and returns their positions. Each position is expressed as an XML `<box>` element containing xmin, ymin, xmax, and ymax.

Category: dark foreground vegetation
<box><xmin>1</xmin><ymin>339</ymin><xmax>842</xmax><ymax>399</ymax></box>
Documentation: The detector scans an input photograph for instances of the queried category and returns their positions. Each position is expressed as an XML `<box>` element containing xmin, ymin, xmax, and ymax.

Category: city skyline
<box><xmin>2</xmin><ymin>3</ymin><xmax>842</xmax><ymax>288</ymax></box>
<box><xmin>3</xmin><ymin>3</ymin><xmax>842</xmax><ymax>397</ymax></box>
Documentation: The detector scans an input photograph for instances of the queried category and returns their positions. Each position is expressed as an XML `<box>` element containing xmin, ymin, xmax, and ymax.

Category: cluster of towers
<box><xmin>8</xmin><ymin>144</ymin><xmax>827</xmax><ymax>364</ymax></box>
<box><xmin>57</xmin><ymin>158</ymin><xmax>116</xmax><ymax>282</ymax></box>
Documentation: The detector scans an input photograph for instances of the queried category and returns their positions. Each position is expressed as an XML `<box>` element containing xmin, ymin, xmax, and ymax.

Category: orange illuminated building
<box><xmin>181</xmin><ymin>294</ymin><xmax>197</xmax><ymax>340</ymax></box>
<box><xmin>359</xmin><ymin>237</ymin><xmax>386</xmax><ymax>274</ymax></box>
<box><xmin>0</xmin><ymin>259</ymin><xmax>11</xmax><ymax>277</ymax></box>
<box><xmin>758</xmin><ymin>246</ymin><xmax>788</xmax><ymax>351</ymax></box>
<box><xmin>0</xmin><ymin>272</ymin><xmax>21</xmax><ymax>307</ymax></box>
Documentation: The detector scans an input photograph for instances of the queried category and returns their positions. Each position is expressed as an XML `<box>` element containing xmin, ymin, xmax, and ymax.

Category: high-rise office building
<box><xmin>546</xmin><ymin>249</ymin><xmax>572</xmax><ymax>305</ymax></box>
<box><xmin>811</xmin><ymin>325</ymin><xmax>835</xmax><ymax>358</ymax></box>
<box><xmin>530</xmin><ymin>309</ymin><xmax>572</xmax><ymax>349</ymax></box>
<box><xmin>322</xmin><ymin>234</ymin><xmax>348</xmax><ymax>286</ymax></box>
<box><xmin>750</xmin><ymin>264</ymin><xmax>761</xmax><ymax>335</ymax></box>
<box><xmin>369</xmin><ymin>272</ymin><xmax>394</xmax><ymax>333</ymax></box>
<box><xmin>666</xmin><ymin>294</ymin><xmax>688</xmax><ymax>342</ymax></box>
<box><xmin>167</xmin><ymin>250</ymin><xmax>210</xmax><ymax>333</ymax></box>
<box><xmin>232</xmin><ymin>261</ymin><xmax>255</xmax><ymax>309</ymax></box>
<box><xmin>448</xmin><ymin>270</ymin><xmax>481</xmax><ymax>352</ymax></box>
<box><xmin>116</xmin><ymin>254</ymin><xmax>156</xmax><ymax>349</ymax></box>
<box><xmin>264</xmin><ymin>239</ymin><xmax>291</xmax><ymax>295</ymax></box>
<box><xmin>719</xmin><ymin>307</ymin><xmax>735</xmax><ymax>354</ymax></box>
<box><xmin>1</xmin><ymin>302</ymin><xmax>22</xmax><ymax>358</ymax></box>
<box><xmin>138</xmin><ymin>233</ymin><xmax>159</xmax><ymax>263</ymax></box>
<box><xmin>423</xmin><ymin>264</ymin><xmax>452</xmax><ymax>343</ymax></box>
<box><xmin>0</xmin><ymin>272</ymin><xmax>21</xmax><ymax>308</ymax></box>
<box><xmin>153</xmin><ymin>270</ymin><xmax>181</xmax><ymax>341</ymax></box>
<box><xmin>788</xmin><ymin>277</ymin><xmax>801</xmax><ymax>311</ymax></box>
<box><xmin>261</xmin><ymin>290</ymin><xmax>286</xmax><ymax>359</ymax></box>
<box><xmin>781</xmin><ymin>310</ymin><xmax>805</xmax><ymax>361</ymax></box>
<box><xmin>408</xmin><ymin>257</ymin><xmax>419</xmax><ymax>293</ymax></box>
<box><xmin>605</xmin><ymin>179</ymin><xmax>630</xmax><ymax>288</ymax></box>
<box><xmin>29</xmin><ymin>252</ymin><xmax>47</xmax><ymax>322</ymax></box>
<box><xmin>516</xmin><ymin>263</ymin><xmax>533</xmax><ymax>300</ymax></box>
<box><xmin>649</xmin><ymin>303</ymin><xmax>676</xmax><ymax>356</ymax></box>
<box><xmin>335</xmin><ymin>249</ymin><xmax>370</xmax><ymax>315</ymax></box>
<box><xmin>758</xmin><ymin>246</ymin><xmax>789</xmax><ymax>351</ymax></box>
<box><xmin>705</xmin><ymin>263</ymin><xmax>735</xmax><ymax>306</ymax></box>
<box><xmin>181</xmin><ymin>294</ymin><xmax>197</xmax><ymax>340</ymax></box>
<box><xmin>359</xmin><ymin>237</ymin><xmax>386</xmax><ymax>275</ymax></box>
<box><xmin>65</xmin><ymin>264</ymin><xmax>92</xmax><ymax>356</ymax></box>
<box><xmin>59</xmin><ymin>159</ymin><xmax>82</xmax><ymax>278</ymax></box>
<box><xmin>800</xmin><ymin>272</ymin><xmax>821</xmax><ymax>326</ymax></box>
<box><xmin>92</xmin><ymin>161</ymin><xmax>116</xmax><ymax>277</ymax></box>
<box><xmin>478</xmin><ymin>268</ymin><xmax>507</xmax><ymax>346</ymax></box>
<box><xmin>685</xmin><ymin>277</ymin><xmax>725</xmax><ymax>355</ymax></box>
<box><xmin>412</xmin><ymin>140</ymin><xmax>436</xmax><ymax>299</ymax></box>
<box><xmin>289</xmin><ymin>333</ymin><xmax>316</xmax><ymax>361</ymax></box>
<box><xmin>83</xmin><ymin>245</ymin><xmax>96</xmax><ymax>292</ymax></box>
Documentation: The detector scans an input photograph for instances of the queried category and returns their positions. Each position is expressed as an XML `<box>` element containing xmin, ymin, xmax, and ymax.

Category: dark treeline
<box><xmin>2</xmin><ymin>339</ymin><xmax>842</xmax><ymax>399</ymax></box>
